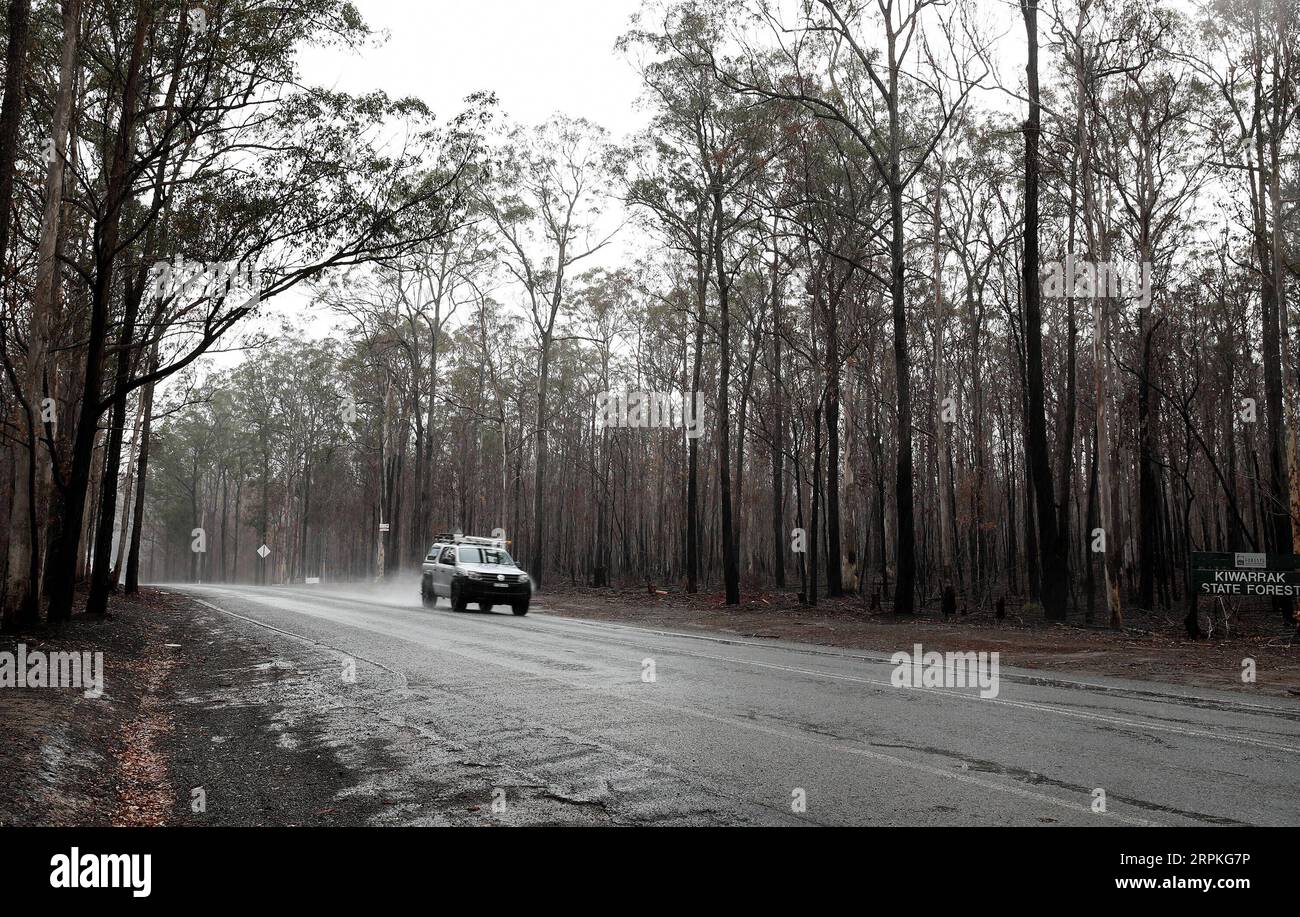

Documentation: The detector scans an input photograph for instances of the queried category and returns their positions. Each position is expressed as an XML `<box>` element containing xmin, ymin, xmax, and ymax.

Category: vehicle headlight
<box><xmin>517</xmin><ymin>574</ymin><xmax>529</xmax><ymax>584</ymax></box>
<box><xmin>465</xmin><ymin>572</ymin><xmax>483</xmax><ymax>581</ymax></box>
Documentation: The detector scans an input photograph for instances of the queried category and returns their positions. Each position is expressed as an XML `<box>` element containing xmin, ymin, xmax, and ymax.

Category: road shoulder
<box><xmin>533</xmin><ymin>586</ymin><xmax>1300</xmax><ymax>699</ymax></box>
<box><xmin>1</xmin><ymin>589</ymin><xmax>627</xmax><ymax>826</ymax></box>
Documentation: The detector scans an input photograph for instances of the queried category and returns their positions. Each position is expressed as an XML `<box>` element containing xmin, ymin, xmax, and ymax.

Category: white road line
<box><xmin>629</xmin><ymin>644</ymin><xmax>1300</xmax><ymax>755</ymax></box>
<box><xmin>190</xmin><ymin>587</ymin><xmax>1299</xmax><ymax>753</ymax></box>
<box><xmin>624</xmin><ymin>694</ymin><xmax>1164</xmax><ymax>827</ymax></box>
<box><xmin>530</xmin><ymin>611</ymin><xmax>1296</xmax><ymax>715</ymax></box>
<box><xmin>186</xmin><ymin>591</ymin><xmax>1160</xmax><ymax>826</ymax></box>
<box><xmin>190</xmin><ymin>597</ymin><xmax>410</xmax><ymax>686</ymax></box>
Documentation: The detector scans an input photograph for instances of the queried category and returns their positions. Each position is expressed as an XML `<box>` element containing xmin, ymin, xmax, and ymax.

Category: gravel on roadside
<box><xmin>1</xmin><ymin>588</ymin><xmax>625</xmax><ymax>827</ymax></box>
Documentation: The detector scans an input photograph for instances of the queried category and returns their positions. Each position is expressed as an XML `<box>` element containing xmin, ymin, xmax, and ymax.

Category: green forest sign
<box><xmin>1189</xmin><ymin>552</ymin><xmax>1300</xmax><ymax>598</ymax></box>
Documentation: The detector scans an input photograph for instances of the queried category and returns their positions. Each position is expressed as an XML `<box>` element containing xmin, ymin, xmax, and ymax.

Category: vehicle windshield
<box><xmin>458</xmin><ymin>546</ymin><xmax>514</xmax><ymax>566</ymax></box>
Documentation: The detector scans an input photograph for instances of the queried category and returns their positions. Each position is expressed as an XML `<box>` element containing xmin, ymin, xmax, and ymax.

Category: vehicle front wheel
<box><xmin>512</xmin><ymin>601</ymin><xmax>529</xmax><ymax>616</ymax></box>
<box><xmin>421</xmin><ymin>587</ymin><xmax>436</xmax><ymax>609</ymax></box>
<box><xmin>451</xmin><ymin>584</ymin><xmax>468</xmax><ymax>613</ymax></box>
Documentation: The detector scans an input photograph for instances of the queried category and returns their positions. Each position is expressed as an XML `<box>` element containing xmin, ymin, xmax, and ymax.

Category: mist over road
<box><xmin>170</xmin><ymin>583</ymin><xmax>1299</xmax><ymax>826</ymax></box>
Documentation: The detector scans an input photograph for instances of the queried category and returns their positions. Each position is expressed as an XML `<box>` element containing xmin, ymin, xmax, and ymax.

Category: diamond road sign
<box><xmin>257</xmin><ymin>544</ymin><xmax>270</xmax><ymax>559</ymax></box>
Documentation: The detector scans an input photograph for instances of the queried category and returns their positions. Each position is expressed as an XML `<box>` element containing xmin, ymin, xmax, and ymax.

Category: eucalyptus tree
<box><xmin>1089</xmin><ymin>2</ymin><xmax>1208</xmax><ymax>612</ymax></box>
<box><xmin>1020</xmin><ymin>0</ymin><xmax>1076</xmax><ymax>620</ymax></box>
<box><xmin>2</xmin><ymin>0</ymin><xmax>79</xmax><ymax>628</ymax></box>
<box><xmin>1050</xmin><ymin>0</ymin><xmax>1123</xmax><ymax>625</ymax></box>
<box><xmin>477</xmin><ymin>114</ymin><xmax>616</xmax><ymax>588</ymax></box>
<box><xmin>625</xmin><ymin>0</ymin><xmax>774</xmax><ymax>603</ymax></box>
<box><xmin>775</xmin><ymin>107</ymin><xmax>885</xmax><ymax>598</ymax></box>
<box><xmin>1189</xmin><ymin>0</ymin><xmax>1300</xmax><ymax>624</ymax></box>
<box><xmin>616</xmin><ymin>6</ymin><xmax>717</xmax><ymax>593</ymax></box>
<box><xmin>703</xmin><ymin>0</ymin><xmax>988</xmax><ymax>613</ymax></box>
<box><xmin>0</xmin><ymin>0</ymin><xmax>495</xmax><ymax>621</ymax></box>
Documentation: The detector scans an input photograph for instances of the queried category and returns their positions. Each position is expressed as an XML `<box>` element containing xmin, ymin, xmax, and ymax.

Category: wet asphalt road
<box><xmin>170</xmin><ymin>583</ymin><xmax>1300</xmax><ymax>827</ymax></box>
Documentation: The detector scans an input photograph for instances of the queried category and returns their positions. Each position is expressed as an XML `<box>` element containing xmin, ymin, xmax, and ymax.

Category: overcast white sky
<box><xmin>215</xmin><ymin>0</ymin><xmax>651</xmax><ymax>352</ymax></box>
<box><xmin>221</xmin><ymin>0</ymin><xmax>1031</xmax><ymax>364</ymax></box>
<box><xmin>297</xmin><ymin>0</ymin><xmax>650</xmax><ymax>138</ymax></box>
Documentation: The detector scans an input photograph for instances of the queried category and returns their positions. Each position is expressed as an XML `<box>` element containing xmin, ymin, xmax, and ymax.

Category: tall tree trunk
<box><xmin>889</xmin><ymin>175</ymin><xmax>916</xmax><ymax>614</ymax></box>
<box><xmin>1021</xmin><ymin>0</ymin><xmax>1069</xmax><ymax>620</ymax></box>
<box><xmin>230</xmin><ymin>478</ymin><xmax>242</xmax><ymax>583</ymax></box>
<box><xmin>687</xmin><ymin>261</ymin><xmax>706</xmax><ymax>592</ymax></box>
<box><xmin>1136</xmin><ymin>264</ymin><xmax>1160</xmax><ymax>611</ymax></box>
<box><xmin>86</xmin><ymin>275</ymin><xmax>145</xmax><ymax>615</ymax></box>
<box><xmin>112</xmin><ymin>395</ymin><xmax>145</xmax><ymax>585</ymax></box>
<box><xmin>713</xmin><ymin>190</ymin><xmax>740</xmax><ymax>604</ymax></box>
<box><xmin>46</xmin><ymin>1</ymin><xmax>150</xmax><ymax>621</ymax></box>
<box><xmin>932</xmin><ymin>162</ymin><xmax>956</xmax><ymax>610</ymax></box>
<box><xmin>0</xmin><ymin>0</ymin><xmax>32</xmax><ymax>269</ymax></box>
<box><xmin>1094</xmin><ymin>294</ymin><xmax>1123</xmax><ymax>627</ymax></box>
<box><xmin>218</xmin><ymin>466</ymin><xmax>229</xmax><ymax>582</ymax></box>
<box><xmin>1255</xmin><ymin>127</ymin><xmax>1290</xmax><ymax>622</ymax></box>
<box><xmin>0</xmin><ymin>0</ymin><xmax>36</xmax><ymax>629</ymax></box>
<box><xmin>1270</xmin><ymin>124</ymin><xmax>1300</xmax><ymax>626</ymax></box>
<box><xmin>825</xmin><ymin>285</ymin><xmax>843</xmax><ymax>598</ymax></box>
<box><xmin>124</xmin><ymin>343</ymin><xmax>157</xmax><ymax>594</ymax></box>
<box><xmin>769</xmin><ymin>243</ymin><xmax>786</xmax><ymax>589</ymax></box>
<box><xmin>532</xmin><ymin>330</ymin><xmax>552</xmax><ymax>587</ymax></box>
<box><xmin>808</xmin><ymin>404</ymin><xmax>822</xmax><ymax>606</ymax></box>
<box><xmin>299</xmin><ymin>459</ymin><xmax>312</xmax><ymax>579</ymax></box>
<box><xmin>86</xmin><ymin>2</ymin><xmax>187</xmax><ymax>609</ymax></box>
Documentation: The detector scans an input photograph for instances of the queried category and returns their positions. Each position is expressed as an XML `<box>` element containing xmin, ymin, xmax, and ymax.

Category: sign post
<box><xmin>1186</xmin><ymin>551</ymin><xmax>1300</xmax><ymax>637</ymax></box>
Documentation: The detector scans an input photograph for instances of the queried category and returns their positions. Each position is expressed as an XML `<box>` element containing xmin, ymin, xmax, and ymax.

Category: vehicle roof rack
<box><xmin>432</xmin><ymin>532</ymin><xmax>505</xmax><ymax>547</ymax></box>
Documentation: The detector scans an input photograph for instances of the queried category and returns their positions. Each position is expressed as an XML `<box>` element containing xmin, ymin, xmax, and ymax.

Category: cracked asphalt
<box><xmin>165</xmin><ymin>582</ymin><xmax>1300</xmax><ymax>826</ymax></box>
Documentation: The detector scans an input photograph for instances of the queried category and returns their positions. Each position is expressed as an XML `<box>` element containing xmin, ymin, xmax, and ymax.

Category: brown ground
<box><xmin>0</xmin><ymin>589</ymin><xmax>180</xmax><ymax>827</ymax></box>
<box><xmin>0</xmin><ymin>588</ymin><xmax>628</xmax><ymax>827</ymax></box>
<box><xmin>535</xmin><ymin>584</ymin><xmax>1300</xmax><ymax>699</ymax></box>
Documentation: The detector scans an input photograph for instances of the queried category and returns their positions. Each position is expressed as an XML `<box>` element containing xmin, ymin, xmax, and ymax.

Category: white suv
<box><xmin>420</xmin><ymin>534</ymin><xmax>532</xmax><ymax>615</ymax></box>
